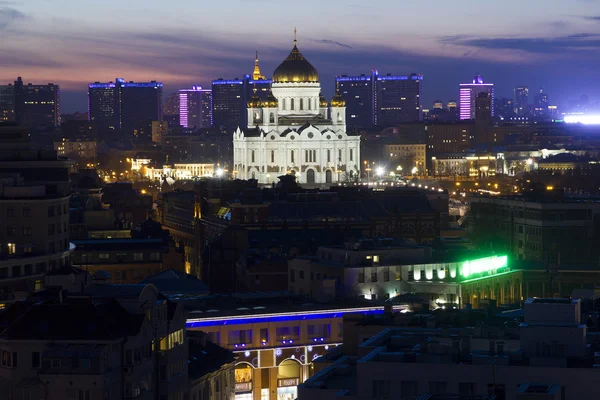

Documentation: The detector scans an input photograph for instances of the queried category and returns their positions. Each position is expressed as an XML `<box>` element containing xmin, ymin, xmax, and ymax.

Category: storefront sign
<box><xmin>278</xmin><ymin>378</ymin><xmax>299</xmax><ymax>387</ymax></box>
<box><xmin>235</xmin><ymin>382</ymin><xmax>252</xmax><ymax>392</ymax></box>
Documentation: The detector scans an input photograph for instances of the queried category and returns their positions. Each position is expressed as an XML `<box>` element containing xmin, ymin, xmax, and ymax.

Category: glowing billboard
<box><xmin>461</xmin><ymin>255</ymin><xmax>508</xmax><ymax>278</ymax></box>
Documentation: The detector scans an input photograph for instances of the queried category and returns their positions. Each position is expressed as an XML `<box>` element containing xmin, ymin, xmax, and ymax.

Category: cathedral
<box><xmin>233</xmin><ymin>33</ymin><xmax>361</xmax><ymax>185</ymax></box>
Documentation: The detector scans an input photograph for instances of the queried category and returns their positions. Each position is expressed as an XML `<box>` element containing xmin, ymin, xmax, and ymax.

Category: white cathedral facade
<box><xmin>233</xmin><ymin>37</ymin><xmax>360</xmax><ymax>185</ymax></box>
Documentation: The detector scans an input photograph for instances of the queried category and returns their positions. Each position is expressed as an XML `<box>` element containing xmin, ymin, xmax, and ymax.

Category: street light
<box><xmin>411</xmin><ymin>167</ymin><xmax>418</xmax><ymax>175</ymax></box>
<box><xmin>376</xmin><ymin>167</ymin><xmax>385</xmax><ymax>177</ymax></box>
<box><xmin>215</xmin><ymin>168</ymin><xmax>224</xmax><ymax>178</ymax></box>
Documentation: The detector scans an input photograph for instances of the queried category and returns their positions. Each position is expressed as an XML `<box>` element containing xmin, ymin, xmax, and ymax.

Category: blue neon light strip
<box><xmin>249</xmin><ymin>80</ymin><xmax>272</xmax><ymax>84</ymax></box>
<box><xmin>377</xmin><ymin>75</ymin><xmax>423</xmax><ymax>81</ymax></box>
<box><xmin>336</xmin><ymin>76</ymin><xmax>371</xmax><ymax>82</ymax></box>
<box><xmin>89</xmin><ymin>84</ymin><xmax>115</xmax><ymax>89</ymax></box>
<box><xmin>122</xmin><ymin>82</ymin><xmax>162</xmax><ymax>88</ymax></box>
<box><xmin>212</xmin><ymin>80</ymin><xmax>244</xmax><ymax>85</ymax></box>
<box><xmin>186</xmin><ymin>309</ymin><xmax>385</xmax><ymax>329</ymax></box>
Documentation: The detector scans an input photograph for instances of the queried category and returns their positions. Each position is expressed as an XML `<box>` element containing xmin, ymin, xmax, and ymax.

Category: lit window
<box><xmin>7</xmin><ymin>243</ymin><xmax>15</xmax><ymax>255</ymax></box>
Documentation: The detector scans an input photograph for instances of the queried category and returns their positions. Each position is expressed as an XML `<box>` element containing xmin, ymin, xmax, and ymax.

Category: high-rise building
<box><xmin>12</xmin><ymin>77</ymin><xmax>60</xmax><ymax>129</ymax></box>
<box><xmin>459</xmin><ymin>74</ymin><xmax>494</xmax><ymax>120</ymax></box>
<box><xmin>335</xmin><ymin>71</ymin><xmax>423</xmax><ymax>128</ymax></box>
<box><xmin>179</xmin><ymin>86</ymin><xmax>213</xmax><ymax>129</ymax></box>
<box><xmin>475</xmin><ymin>92</ymin><xmax>492</xmax><ymax>123</ymax></box>
<box><xmin>514</xmin><ymin>85</ymin><xmax>529</xmax><ymax>116</ymax></box>
<box><xmin>375</xmin><ymin>72</ymin><xmax>423</xmax><ymax>127</ymax></box>
<box><xmin>0</xmin><ymin>123</ymin><xmax>73</xmax><ymax>303</ymax></box>
<box><xmin>336</xmin><ymin>73</ymin><xmax>375</xmax><ymax>129</ymax></box>
<box><xmin>495</xmin><ymin>97</ymin><xmax>515</xmax><ymax>119</ymax></box>
<box><xmin>533</xmin><ymin>88</ymin><xmax>549</xmax><ymax>118</ymax></box>
<box><xmin>0</xmin><ymin>84</ymin><xmax>15</xmax><ymax>122</ymax></box>
<box><xmin>211</xmin><ymin>78</ymin><xmax>245</xmax><ymax>131</ymax></box>
<box><xmin>163</xmin><ymin>92</ymin><xmax>180</xmax><ymax>127</ymax></box>
<box><xmin>88</xmin><ymin>78</ymin><xmax>163</xmax><ymax>134</ymax></box>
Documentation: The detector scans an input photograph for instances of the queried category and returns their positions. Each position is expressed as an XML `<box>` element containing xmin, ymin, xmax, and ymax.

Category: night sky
<box><xmin>2</xmin><ymin>0</ymin><xmax>600</xmax><ymax>112</ymax></box>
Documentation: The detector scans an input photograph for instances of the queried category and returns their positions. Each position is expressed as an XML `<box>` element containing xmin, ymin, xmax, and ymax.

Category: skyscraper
<box><xmin>88</xmin><ymin>78</ymin><xmax>163</xmax><ymax>134</ymax></box>
<box><xmin>163</xmin><ymin>93</ymin><xmax>180</xmax><ymax>127</ymax></box>
<box><xmin>12</xmin><ymin>77</ymin><xmax>60</xmax><ymax>129</ymax></box>
<box><xmin>533</xmin><ymin>88</ymin><xmax>549</xmax><ymax>118</ymax></box>
<box><xmin>475</xmin><ymin>92</ymin><xmax>492</xmax><ymax>123</ymax></box>
<box><xmin>179</xmin><ymin>86</ymin><xmax>213</xmax><ymax>129</ymax></box>
<box><xmin>0</xmin><ymin>84</ymin><xmax>15</xmax><ymax>122</ymax></box>
<box><xmin>514</xmin><ymin>86</ymin><xmax>529</xmax><ymax>116</ymax></box>
<box><xmin>335</xmin><ymin>71</ymin><xmax>423</xmax><ymax>129</ymax></box>
<box><xmin>459</xmin><ymin>74</ymin><xmax>494</xmax><ymax>120</ymax></box>
<box><xmin>336</xmin><ymin>73</ymin><xmax>375</xmax><ymax>129</ymax></box>
<box><xmin>375</xmin><ymin>73</ymin><xmax>423</xmax><ymax>127</ymax></box>
<box><xmin>211</xmin><ymin>78</ymin><xmax>245</xmax><ymax>131</ymax></box>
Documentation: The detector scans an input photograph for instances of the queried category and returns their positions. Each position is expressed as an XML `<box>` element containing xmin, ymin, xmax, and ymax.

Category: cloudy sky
<box><xmin>1</xmin><ymin>0</ymin><xmax>600</xmax><ymax>112</ymax></box>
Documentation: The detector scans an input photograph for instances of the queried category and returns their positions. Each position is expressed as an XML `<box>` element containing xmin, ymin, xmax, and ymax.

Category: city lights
<box><xmin>376</xmin><ymin>167</ymin><xmax>385</xmax><ymax>177</ymax></box>
<box><xmin>564</xmin><ymin>115</ymin><xmax>600</xmax><ymax>125</ymax></box>
<box><xmin>461</xmin><ymin>255</ymin><xmax>508</xmax><ymax>278</ymax></box>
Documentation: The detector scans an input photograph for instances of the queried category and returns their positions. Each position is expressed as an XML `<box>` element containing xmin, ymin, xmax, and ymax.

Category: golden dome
<box><xmin>319</xmin><ymin>92</ymin><xmax>328</xmax><ymax>107</ymax></box>
<box><xmin>247</xmin><ymin>92</ymin><xmax>263</xmax><ymax>108</ymax></box>
<box><xmin>273</xmin><ymin>35</ymin><xmax>319</xmax><ymax>83</ymax></box>
<box><xmin>265</xmin><ymin>90</ymin><xmax>278</xmax><ymax>108</ymax></box>
<box><xmin>331</xmin><ymin>93</ymin><xmax>345</xmax><ymax>107</ymax></box>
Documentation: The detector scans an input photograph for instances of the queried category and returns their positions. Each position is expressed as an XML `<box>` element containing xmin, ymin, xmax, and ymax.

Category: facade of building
<box><xmin>431</xmin><ymin>153</ymin><xmax>497</xmax><ymax>178</ymax></box>
<box><xmin>469</xmin><ymin>191</ymin><xmax>600</xmax><ymax>263</ymax></box>
<box><xmin>233</xmin><ymin>36</ymin><xmax>361</xmax><ymax>185</ymax></box>
<box><xmin>375</xmin><ymin>73</ymin><xmax>423</xmax><ymax>126</ymax></box>
<box><xmin>88</xmin><ymin>78</ymin><xmax>163</xmax><ymax>134</ymax></box>
<box><xmin>53</xmin><ymin>138</ymin><xmax>98</xmax><ymax>162</ymax></box>
<box><xmin>459</xmin><ymin>74</ymin><xmax>495</xmax><ymax>120</ymax></box>
<box><xmin>163</xmin><ymin>92</ymin><xmax>180</xmax><ymax>127</ymax></box>
<box><xmin>0</xmin><ymin>124</ymin><xmax>73</xmax><ymax>304</ymax></box>
<box><xmin>426</xmin><ymin>121</ymin><xmax>473</xmax><ymax>154</ymax></box>
<box><xmin>384</xmin><ymin>143</ymin><xmax>426</xmax><ymax>174</ymax></box>
<box><xmin>515</xmin><ymin>86</ymin><xmax>529</xmax><ymax>116</ymax></box>
<box><xmin>179</xmin><ymin>86</ymin><xmax>213</xmax><ymax>129</ymax></box>
<box><xmin>212</xmin><ymin>78</ymin><xmax>246</xmax><ymax>131</ymax></box>
<box><xmin>5</xmin><ymin>77</ymin><xmax>60</xmax><ymax>129</ymax></box>
<box><xmin>186</xmin><ymin>297</ymin><xmax>396</xmax><ymax>400</ymax></box>
<box><xmin>299</xmin><ymin>298</ymin><xmax>600</xmax><ymax>400</ymax></box>
<box><xmin>0</xmin><ymin>85</ymin><xmax>15</xmax><ymax>122</ymax></box>
<box><xmin>336</xmin><ymin>71</ymin><xmax>424</xmax><ymax>128</ymax></box>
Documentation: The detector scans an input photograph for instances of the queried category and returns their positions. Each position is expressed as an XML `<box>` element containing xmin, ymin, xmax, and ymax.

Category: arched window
<box><xmin>270</xmin><ymin>113</ymin><xmax>275</xmax><ymax>123</ymax></box>
<box><xmin>251</xmin><ymin>150</ymin><xmax>255</xmax><ymax>163</ymax></box>
<box><xmin>291</xmin><ymin>98</ymin><xmax>295</xmax><ymax>110</ymax></box>
<box><xmin>282</xmin><ymin>98</ymin><xmax>286</xmax><ymax>110</ymax></box>
<box><xmin>337</xmin><ymin>112</ymin><xmax>342</xmax><ymax>122</ymax></box>
<box><xmin>271</xmin><ymin>150</ymin><xmax>275</xmax><ymax>163</ymax></box>
<box><xmin>291</xmin><ymin>150</ymin><xmax>295</xmax><ymax>163</ymax></box>
<box><xmin>300</xmin><ymin>98</ymin><xmax>304</xmax><ymax>110</ymax></box>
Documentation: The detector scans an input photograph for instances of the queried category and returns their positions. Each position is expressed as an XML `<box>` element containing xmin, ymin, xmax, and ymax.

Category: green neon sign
<box><xmin>461</xmin><ymin>255</ymin><xmax>508</xmax><ymax>278</ymax></box>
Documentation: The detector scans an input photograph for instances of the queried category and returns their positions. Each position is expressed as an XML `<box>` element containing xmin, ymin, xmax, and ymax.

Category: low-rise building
<box><xmin>298</xmin><ymin>298</ymin><xmax>600</xmax><ymax>400</ymax></box>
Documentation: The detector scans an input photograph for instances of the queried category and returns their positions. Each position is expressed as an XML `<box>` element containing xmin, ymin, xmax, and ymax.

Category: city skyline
<box><xmin>2</xmin><ymin>1</ymin><xmax>600</xmax><ymax>112</ymax></box>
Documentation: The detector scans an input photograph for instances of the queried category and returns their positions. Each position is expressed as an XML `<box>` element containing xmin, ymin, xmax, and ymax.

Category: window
<box><xmin>371</xmin><ymin>272</ymin><xmax>378</xmax><ymax>282</ymax></box>
<box><xmin>251</xmin><ymin>150</ymin><xmax>255</xmax><ymax>163</ymax></box>
<box><xmin>373</xmin><ymin>255</ymin><xmax>379</xmax><ymax>263</ymax></box>
<box><xmin>6</xmin><ymin>226</ymin><xmax>16</xmax><ymax>237</ymax></box>
<box><xmin>150</xmin><ymin>252</ymin><xmax>160</xmax><ymax>261</ymax></box>
<box><xmin>99</xmin><ymin>253</ymin><xmax>110</xmax><ymax>260</ymax></box>
<box><xmin>291</xmin><ymin>98</ymin><xmax>295</xmax><ymax>110</ymax></box>
<box><xmin>271</xmin><ymin>150</ymin><xmax>275</xmax><ymax>163</ymax></box>
<box><xmin>350</xmin><ymin>149</ymin><xmax>354</xmax><ymax>162</ymax></box>
<box><xmin>12</xmin><ymin>266</ymin><xmax>20</xmax><ymax>277</ymax></box>
<box><xmin>358</xmin><ymin>272</ymin><xmax>365</xmax><ymax>283</ymax></box>
<box><xmin>48</xmin><ymin>206</ymin><xmax>54</xmax><ymax>217</ymax></box>
<box><xmin>48</xmin><ymin>224</ymin><xmax>54</xmax><ymax>235</ymax></box>
<box><xmin>133</xmin><ymin>253</ymin><xmax>143</xmax><ymax>261</ymax></box>
<box><xmin>23</xmin><ymin>227</ymin><xmax>32</xmax><ymax>236</ymax></box>
<box><xmin>32</xmin><ymin>352</ymin><xmax>41</xmax><ymax>369</ymax></box>
<box><xmin>339</xmin><ymin>149</ymin><xmax>342</xmax><ymax>162</ymax></box>
<box><xmin>24</xmin><ymin>244</ymin><xmax>32</xmax><ymax>254</ymax></box>
<box><xmin>327</xmin><ymin>149</ymin><xmax>331</xmax><ymax>163</ymax></box>
<box><xmin>7</xmin><ymin>209</ymin><xmax>15</xmax><ymax>217</ymax></box>
<box><xmin>383</xmin><ymin>270</ymin><xmax>390</xmax><ymax>282</ymax></box>
<box><xmin>24</xmin><ymin>264</ymin><xmax>32</xmax><ymax>275</ymax></box>
<box><xmin>372</xmin><ymin>380</ymin><xmax>391</xmax><ymax>398</ymax></box>
<box><xmin>260</xmin><ymin>328</ymin><xmax>269</xmax><ymax>343</ymax></box>
<box><xmin>23</xmin><ymin>208</ymin><xmax>31</xmax><ymax>217</ymax></box>
<box><xmin>7</xmin><ymin>243</ymin><xmax>15</xmax><ymax>255</ymax></box>
<box><xmin>299</xmin><ymin>270</ymin><xmax>304</xmax><ymax>279</ymax></box>
<box><xmin>77</xmin><ymin>389</ymin><xmax>91</xmax><ymax>400</ymax></box>
<box><xmin>35</xmin><ymin>280</ymin><xmax>42</xmax><ymax>290</ymax></box>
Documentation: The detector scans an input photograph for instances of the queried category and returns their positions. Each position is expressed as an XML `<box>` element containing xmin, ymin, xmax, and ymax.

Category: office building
<box><xmin>336</xmin><ymin>74</ymin><xmax>375</xmax><ymax>129</ymax></box>
<box><xmin>179</xmin><ymin>86</ymin><xmax>213</xmax><ymax>128</ymax></box>
<box><xmin>459</xmin><ymin>74</ymin><xmax>494</xmax><ymax>120</ymax></box>
<box><xmin>0</xmin><ymin>124</ymin><xmax>73</xmax><ymax>304</ymax></box>
<box><xmin>533</xmin><ymin>88</ymin><xmax>550</xmax><ymax>118</ymax></box>
<box><xmin>469</xmin><ymin>189</ymin><xmax>600</xmax><ymax>263</ymax></box>
<box><xmin>515</xmin><ymin>85</ymin><xmax>529</xmax><ymax>116</ymax></box>
<box><xmin>163</xmin><ymin>92</ymin><xmax>180</xmax><ymax>127</ymax></box>
<box><xmin>212</xmin><ymin>78</ymin><xmax>246</xmax><ymax>131</ymax></box>
<box><xmin>9</xmin><ymin>77</ymin><xmax>60</xmax><ymax>129</ymax></box>
<box><xmin>375</xmin><ymin>73</ymin><xmax>423</xmax><ymax>126</ymax></box>
<box><xmin>475</xmin><ymin>91</ymin><xmax>493</xmax><ymax>123</ymax></box>
<box><xmin>234</xmin><ymin>35</ymin><xmax>360</xmax><ymax>184</ymax></box>
<box><xmin>88</xmin><ymin>78</ymin><xmax>163</xmax><ymax>134</ymax></box>
<box><xmin>0</xmin><ymin>84</ymin><xmax>15</xmax><ymax>122</ymax></box>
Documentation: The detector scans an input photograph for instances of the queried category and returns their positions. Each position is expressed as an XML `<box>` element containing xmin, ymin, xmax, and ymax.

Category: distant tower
<box><xmin>253</xmin><ymin>51</ymin><xmax>265</xmax><ymax>81</ymax></box>
<box><xmin>459</xmin><ymin>74</ymin><xmax>494</xmax><ymax>120</ymax></box>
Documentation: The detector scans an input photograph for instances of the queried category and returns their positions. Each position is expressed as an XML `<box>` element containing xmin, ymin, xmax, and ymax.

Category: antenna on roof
<box><xmin>294</xmin><ymin>27</ymin><xmax>297</xmax><ymax>45</ymax></box>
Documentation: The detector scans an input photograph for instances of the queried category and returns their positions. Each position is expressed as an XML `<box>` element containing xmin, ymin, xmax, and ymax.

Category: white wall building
<box><xmin>233</xmin><ymin>35</ymin><xmax>360</xmax><ymax>185</ymax></box>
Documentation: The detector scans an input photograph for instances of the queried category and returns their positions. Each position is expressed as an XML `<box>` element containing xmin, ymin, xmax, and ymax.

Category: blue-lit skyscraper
<box><xmin>179</xmin><ymin>86</ymin><xmax>212</xmax><ymax>129</ymax></box>
<box><xmin>88</xmin><ymin>78</ymin><xmax>163</xmax><ymax>134</ymax></box>
<box><xmin>335</xmin><ymin>71</ymin><xmax>423</xmax><ymax>128</ymax></box>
